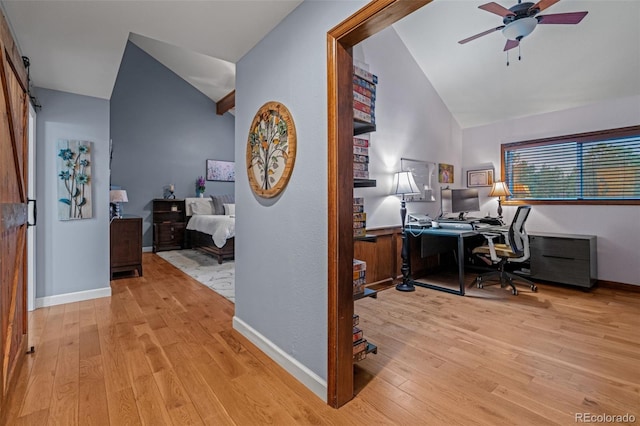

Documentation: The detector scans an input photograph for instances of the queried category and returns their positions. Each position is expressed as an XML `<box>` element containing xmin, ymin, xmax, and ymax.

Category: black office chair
<box><xmin>472</xmin><ymin>205</ymin><xmax>538</xmax><ymax>295</ymax></box>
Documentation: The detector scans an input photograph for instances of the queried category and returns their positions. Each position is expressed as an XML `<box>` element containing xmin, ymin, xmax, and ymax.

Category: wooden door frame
<box><xmin>327</xmin><ymin>0</ymin><xmax>432</xmax><ymax>408</ymax></box>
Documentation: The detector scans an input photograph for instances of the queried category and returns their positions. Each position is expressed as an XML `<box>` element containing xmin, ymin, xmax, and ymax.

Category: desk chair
<box><xmin>472</xmin><ymin>205</ymin><xmax>538</xmax><ymax>295</ymax></box>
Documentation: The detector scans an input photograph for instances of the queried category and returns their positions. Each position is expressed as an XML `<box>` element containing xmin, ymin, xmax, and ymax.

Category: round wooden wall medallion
<box><xmin>246</xmin><ymin>101</ymin><xmax>297</xmax><ymax>198</ymax></box>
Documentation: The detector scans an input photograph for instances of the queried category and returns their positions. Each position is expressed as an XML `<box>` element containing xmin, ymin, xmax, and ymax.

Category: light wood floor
<box><xmin>4</xmin><ymin>254</ymin><xmax>639</xmax><ymax>425</ymax></box>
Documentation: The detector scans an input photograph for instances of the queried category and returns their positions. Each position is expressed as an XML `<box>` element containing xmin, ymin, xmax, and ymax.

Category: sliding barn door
<box><xmin>0</xmin><ymin>11</ymin><xmax>29</xmax><ymax>417</ymax></box>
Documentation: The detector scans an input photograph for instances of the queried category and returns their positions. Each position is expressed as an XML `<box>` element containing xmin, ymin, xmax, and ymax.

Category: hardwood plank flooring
<box><xmin>3</xmin><ymin>253</ymin><xmax>639</xmax><ymax>425</ymax></box>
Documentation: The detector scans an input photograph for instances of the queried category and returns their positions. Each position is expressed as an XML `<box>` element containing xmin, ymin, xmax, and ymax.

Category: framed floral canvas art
<box><xmin>206</xmin><ymin>160</ymin><xmax>235</xmax><ymax>182</ymax></box>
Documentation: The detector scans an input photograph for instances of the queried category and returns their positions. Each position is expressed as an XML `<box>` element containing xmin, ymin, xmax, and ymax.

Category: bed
<box><xmin>185</xmin><ymin>196</ymin><xmax>235</xmax><ymax>263</ymax></box>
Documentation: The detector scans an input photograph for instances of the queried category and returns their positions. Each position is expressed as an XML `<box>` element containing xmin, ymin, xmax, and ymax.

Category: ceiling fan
<box><xmin>458</xmin><ymin>0</ymin><xmax>588</xmax><ymax>55</ymax></box>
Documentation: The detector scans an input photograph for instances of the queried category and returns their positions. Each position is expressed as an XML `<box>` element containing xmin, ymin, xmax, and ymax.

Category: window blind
<box><xmin>502</xmin><ymin>127</ymin><xmax>640</xmax><ymax>203</ymax></box>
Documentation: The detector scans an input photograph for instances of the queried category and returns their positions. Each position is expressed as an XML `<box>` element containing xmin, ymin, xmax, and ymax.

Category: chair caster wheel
<box><xmin>531</xmin><ymin>285</ymin><xmax>538</xmax><ymax>292</ymax></box>
<box><xmin>511</xmin><ymin>288</ymin><xmax>518</xmax><ymax>295</ymax></box>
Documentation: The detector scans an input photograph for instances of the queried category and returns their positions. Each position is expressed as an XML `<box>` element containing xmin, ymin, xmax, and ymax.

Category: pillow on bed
<box><xmin>223</xmin><ymin>203</ymin><xmax>235</xmax><ymax>215</ymax></box>
<box><xmin>211</xmin><ymin>194</ymin><xmax>235</xmax><ymax>215</ymax></box>
<box><xmin>189</xmin><ymin>199</ymin><xmax>214</xmax><ymax>215</ymax></box>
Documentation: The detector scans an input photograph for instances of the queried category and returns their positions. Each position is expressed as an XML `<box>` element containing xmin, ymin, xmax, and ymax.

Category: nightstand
<box><xmin>110</xmin><ymin>217</ymin><xmax>142</xmax><ymax>279</ymax></box>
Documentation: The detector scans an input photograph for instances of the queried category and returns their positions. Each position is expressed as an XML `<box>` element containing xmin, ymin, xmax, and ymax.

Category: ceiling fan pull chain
<box><xmin>506</xmin><ymin>50</ymin><xmax>510</xmax><ymax>66</ymax></box>
<box><xmin>519</xmin><ymin>44</ymin><xmax>522</xmax><ymax>61</ymax></box>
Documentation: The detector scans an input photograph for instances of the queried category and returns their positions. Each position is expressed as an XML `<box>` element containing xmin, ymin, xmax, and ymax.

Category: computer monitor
<box><xmin>441</xmin><ymin>188</ymin><xmax>480</xmax><ymax>220</ymax></box>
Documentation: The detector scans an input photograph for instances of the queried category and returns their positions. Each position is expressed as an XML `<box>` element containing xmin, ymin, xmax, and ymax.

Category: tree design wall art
<box><xmin>246</xmin><ymin>101</ymin><xmax>297</xmax><ymax>198</ymax></box>
<box><xmin>57</xmin><ymin>139</ymin><xmax>93</xmax><ymax>220</ymax></box>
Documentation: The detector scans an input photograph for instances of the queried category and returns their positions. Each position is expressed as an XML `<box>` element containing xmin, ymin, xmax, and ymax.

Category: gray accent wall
<box><xmin>35</xmin><ymin>88</ymin><xmax>110</xmax><ymax>298</ymax></box>
<box><xmin>110</xmin><ymin>41</ymin><xmax>235</xmax><ymax>247</ymax></box>
<box><xmin>234</xmin><ymin>1</ymin><xmax>366</xmax><ymax>384</ymax></box>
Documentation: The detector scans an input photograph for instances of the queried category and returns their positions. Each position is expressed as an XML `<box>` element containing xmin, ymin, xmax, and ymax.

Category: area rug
<box><xmin>156</xmin><ymin>249</ymin><xmax>235</xmax><ymax>303</ymax></box>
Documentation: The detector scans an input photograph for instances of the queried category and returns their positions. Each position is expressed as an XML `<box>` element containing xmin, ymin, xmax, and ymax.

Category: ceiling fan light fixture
<box><xmin>502</xmin><ymin>17</ymin><xmax>538</xmax><ymax>40</ymax></box>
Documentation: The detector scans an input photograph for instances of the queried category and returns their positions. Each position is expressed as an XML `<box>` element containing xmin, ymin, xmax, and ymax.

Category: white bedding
<box><xmin>186</xmin><ymin>214</ymin><xmax>235</xmax><ymax>248</ymax></box>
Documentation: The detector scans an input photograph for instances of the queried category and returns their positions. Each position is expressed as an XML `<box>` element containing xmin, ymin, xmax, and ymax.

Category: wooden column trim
<box><xmin>216</xmin><ymin>90</ymin><xmax>235</xmax><ymax>115</ymax></box>
<box><xmin>326</xmin><ymin>0</ymin><xmax>432</xmax><ymax>408</ymax></box>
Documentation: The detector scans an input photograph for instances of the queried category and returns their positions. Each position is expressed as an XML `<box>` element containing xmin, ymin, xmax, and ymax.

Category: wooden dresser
<box><xmin>110</xmin><ymin>217</ymin><xmax>143</xmax><ymax>279</ymax></box>
<box><xmin>153</xmin><ymin>199</ymin><xmax>186</xmax><ymax>252</ymax></box>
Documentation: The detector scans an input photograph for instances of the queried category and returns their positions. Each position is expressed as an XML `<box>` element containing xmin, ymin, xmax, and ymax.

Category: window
<box><xmin>502</xmin><ymin>126</ymin><xmax>640</xmax><ymax>205</ymax></box>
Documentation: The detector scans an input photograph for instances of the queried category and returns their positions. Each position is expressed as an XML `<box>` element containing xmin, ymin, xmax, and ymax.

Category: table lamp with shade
<box><xmin>392</xmin><ymin>171</ymin><xmax>420</xmax><ymax>292</ymax></box>
<box><xmin>109</xmin><ymin>189</ymin><xmax>128</xmax><ymax>219</ymax></box>
<box><xmin>488</xmin><ymin>181</ymin><xmax>511</xmax><ymax>219</ymax></box>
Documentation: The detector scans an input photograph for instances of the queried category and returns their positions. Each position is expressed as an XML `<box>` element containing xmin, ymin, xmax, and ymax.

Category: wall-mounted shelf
<box><xmin>354</xmin><ymin>234</ymin><xmax>377</xmax><ymax>243</ymax></box>
<box><xmin>354</xmin><ymin>178</ymin><xmax>376</xmax><ymax>188</ymax></box>
<box><xmin>354</xmin><ymin>287</ymin><xmax>377</xmax><ymax>301</ymax></box>
<box><xmin>354</xmin><ymin>120</ymin><xmax>376</xmax><ymax>136</ymax></box>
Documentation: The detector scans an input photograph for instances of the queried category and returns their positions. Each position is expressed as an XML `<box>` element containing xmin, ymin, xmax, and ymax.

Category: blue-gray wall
<box><xmin>234</xmin><ymin>0</ymin><xmax>366</xmax><ymax>399</ymax></box>
<box><xmin>35</xmin><ymin>88</ymin><xmax>111</xmax><ymax>299</ymax></box>
<box><xmin>110</xmin><ymin>41</ymin><xmax>235</xmax><ymax>247</ymax></box>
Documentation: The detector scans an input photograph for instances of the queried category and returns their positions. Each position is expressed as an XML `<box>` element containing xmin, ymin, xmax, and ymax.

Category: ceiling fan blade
<box><xmin>538</xmin><ymin>11</ymin><xmax>588</xmax><ymax>24</ymax></box>
<box><xmin>529</xmin><ymin>0</ymin><xmax>560</xmax><ymax>13</ymax></box>
<box><xmin>478</xmin><ymin>2</ymin><xmax>515</xmax><ymax>18</ymax></box>
<box><xmin>458</xmin><ymin>26</ymin><xmax>505</xmax><ymax>44</ymax></box>
<box><xmin>504</xmin><ymin>39</ymin><xmax>519</xmax><ymax>52</ymax></box>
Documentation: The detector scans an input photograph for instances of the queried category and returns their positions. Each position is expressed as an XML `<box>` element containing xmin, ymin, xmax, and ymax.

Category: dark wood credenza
<box><xmin>110</xmin><ymin>217</ymin><xmax>143</xmax><ymax>279</ymax></box>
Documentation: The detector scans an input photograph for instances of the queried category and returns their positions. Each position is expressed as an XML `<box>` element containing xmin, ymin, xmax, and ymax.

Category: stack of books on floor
<box><xmin>353</xmin><ymin>197</ymin><xmax>366</xmax><ymax>238</ymax></box>
<box><xmin>353</xmin><ymin>136</ymin><xmax>369</xmax><ymax>180</ymax></box>
<box><xmin>353</xmin><ymin>259</ymin><xmax>366</xmax><ymax>297</ymax></box>
<box><xmin>353</xmin><ymin>64</ymin><xmax>376</xmax><ymax>125</ymax></box>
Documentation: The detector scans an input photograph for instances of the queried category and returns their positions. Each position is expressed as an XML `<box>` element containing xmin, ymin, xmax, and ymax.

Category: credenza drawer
<box><xmin>529</xmin><ymin>235</ymin><xmax>590</xmax><ymax>260</ymax></box>
<box><xmin>531</xmin><ymin>255</ymin><xmax>591</xmax><ymax>287</ymax></box>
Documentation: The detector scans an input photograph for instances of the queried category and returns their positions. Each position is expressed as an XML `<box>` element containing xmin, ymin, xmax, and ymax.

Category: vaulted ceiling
<box><xmin>2</xmin><ymin>0</ymin><xmax>638</xmax><ymax>128</ymax></box>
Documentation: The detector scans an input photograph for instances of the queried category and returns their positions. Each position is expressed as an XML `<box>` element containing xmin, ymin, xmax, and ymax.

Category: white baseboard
<box><xmin>35</xmin><ymin>286</ymin><xmax>112</xmax><ymax>308</ymax></box>
<box><xmin>143</xmin><ymin>246</ymin><xmax>153</xmax><ymax>253</ymax></box>
<box><xmin>233</xmin><ymin>316</ymin><xmax>327</xmax><ymax>402</ymax></box>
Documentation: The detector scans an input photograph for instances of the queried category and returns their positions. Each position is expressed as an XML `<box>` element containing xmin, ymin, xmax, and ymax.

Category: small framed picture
<box><xmin>467</xmin><ymin>168</ymin><xmax>494</xmax><ymax>187</ymax></box>
<box><xmin>206</xmin><ymin>159</ymin><xmax>235</xmax><ymax>182</ymax></box>
<box><xmin>438</xmin><ymin>163</ymin><xmax>454</xmax><ymax>184</ymax></box>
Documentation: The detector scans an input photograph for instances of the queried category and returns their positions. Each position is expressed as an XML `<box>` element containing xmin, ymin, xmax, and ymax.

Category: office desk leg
<box><xmin>457</xmin><ymin>235</ymin><xmax>466</xmax><ymax>296</ymax></box>
<box><xmin>396</xmin><ymin>229</ymin><xmax>416</xmax><ymax>292</ymax></box>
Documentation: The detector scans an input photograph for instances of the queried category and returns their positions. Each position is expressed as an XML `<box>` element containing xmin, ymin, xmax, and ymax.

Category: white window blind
<box><xmin>502</xmin><ymin>127</ymin><xmax>640</xmax><ymax>203</ymax></box>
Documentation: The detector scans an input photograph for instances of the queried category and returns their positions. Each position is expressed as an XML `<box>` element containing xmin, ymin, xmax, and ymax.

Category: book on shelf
<box><xmin>353</xmin><ymin>220</ymin><xmax>366</xmax><ymax>229</ymax></box>
<box><xmin>353</xmin><ymin>197</ymin><xmax>364</xmax><ymax>205</ymax></box>
<box><xmin>353</xmin><ymin>65</ymin><xmax>378</xmax><ymax>84</ymax></box>
<box><xmin>353</xmin><ymin>100</ymin><xmax>374</xmax><ymax>115</ymax></box>
<box><xmin>353</xmin><ymin>327</ymin><xmax>363</xmax><ymax>342</ymax></box>
<box><xmin>353</xmin><ymin>108</ymin><xmax>375</xmax><ymax>124</ymax></box>
<box><xmin>353</xmin><ymin>146</ymin><xmax>369</xmax><ymax>155</ymax></box>
<box><xmin>353</xmin><ymin>170</ymin><xmax>370</xmax><ymax>179</ymax></box>
<box><xmin>353</xmin><ymin>137</ymin><xmax>369</xmax><ymax>147</ymax></box>
<box><xmin>353</xmin><ymin>75</ymin><xmax>376</xmax><ymax>92</ymax></box>
<box><xmin>353</xmin><ymin>350</ymin><xmax>367</xmax><ymax>362</ymax></box>
<box><xmin>353</xmin><ymin>314</ymin><xmax>359</xmax><ymax>327</ymax></box>
<box><xmin>353</xmin><ymin>212</ymin><xmax>366</xmax><ymax>222</ymax></box>
<box><xmin>353</xmin><ymin>338</ymin><xmax>367</xmax><ymax>355</ymax></box>
<box><xmin>353</xmin><ymin>270</ymin><xmax>366</xmax><ymax>280</ymax></box>
<box><xmin>353</xmin><ymin>84</ymin><xmax>376</xmax><ymax>101</ymax></box>
<box><xmin>353</xmin><ymin>154</ymin><xmax>369</xmax><ymax>163</ymax></box>
<box><xmin>353</xmin><ymin>259</ymin><xmax>366</xmax><ymax>272</ymax></box>
<box><xmin>353</xmin><ymin>204</ymin><xmax>364</xmax><ymax>213</ymax></box>
<box><xmin>353</xmin><ymin>228</ymin><xmax>366</xmax><ymax>238</ymax></box>
<box><xmin>353</xmin><ymin>91</ymin><xmax>373</xmax><ymax>107</ymax></box>
<box><xmin>353</xmin><ymin>162</ymin><xmax>368</xmax><ymax>171</ymax></box>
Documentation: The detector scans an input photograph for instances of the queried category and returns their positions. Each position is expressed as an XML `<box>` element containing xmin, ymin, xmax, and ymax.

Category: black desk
<box><xmin>404</xmin><ymin>226</ymin><xmax>481</xmax><ymax>296</ymax></box>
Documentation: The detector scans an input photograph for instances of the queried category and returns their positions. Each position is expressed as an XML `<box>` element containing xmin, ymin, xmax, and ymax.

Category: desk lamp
<box><xmin>489</xmin><ymin>181</ymin><xmax>511</xmax><ymax>219</ymax></box>
<box><xmin>109</xmin><ymin>189</ymin><xmax>128</xmax><ymax>219</ymax></box>
<box><xmin>392</xmin><ymin>171</ymin><xmax>420</xmax><ymax>292</ymax></box>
